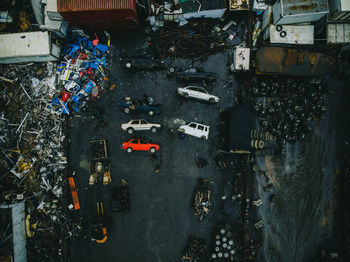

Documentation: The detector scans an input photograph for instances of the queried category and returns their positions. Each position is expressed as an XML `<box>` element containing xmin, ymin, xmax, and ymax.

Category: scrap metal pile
<box><xmin>238</xmin><ymin>77</ymin><xmax>331</xmax><ymax>143</ymax></box>
<box><xmin>192</xmin><ymin>179</ymin><xmax>211</xmax><ymax>220</ymax></box>
<box><xmin>149</xmin><ymin>19</ymin><xmax>239</xmax><ymax>59</ymax></box>
<box><xmin>182</xmin><ymin>235</ymin><xmax>206</xmax><ymax>262</ymax></box>
<box><xmin>0</xmin><ymin>30</ymin><xmax>111</xmax><ymax>261</ymax></box>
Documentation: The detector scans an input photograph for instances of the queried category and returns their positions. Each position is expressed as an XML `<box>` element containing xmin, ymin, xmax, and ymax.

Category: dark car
<box><xmin>168</xmin><ymin>67</ymin><xmax>217</xmax><ymax>82</ymax></box>
<box><xmin>119</xmin><ymin>56</ymin><xmax>165</xmax><ymax>70</ymax></box>
<box><xmin>119</xmin><ymin>98</ymin><xmax>161</xmax><ymax>116</ymax></box>
<box><xmin>111</xmin><ymin>179</ymin><xmax>129</xmax><ymax>213</ymax></box>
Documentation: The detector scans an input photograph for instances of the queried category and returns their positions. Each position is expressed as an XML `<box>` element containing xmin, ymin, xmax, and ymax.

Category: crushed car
<box><xmin>119</xmin><ymin>97</ymin><xmax>161</xmax><ymax>116</ymax></box>
<box><xmin>168</xmin><ymin>67</ymin><xmax>217</xmax><ymax>82</ymax></box>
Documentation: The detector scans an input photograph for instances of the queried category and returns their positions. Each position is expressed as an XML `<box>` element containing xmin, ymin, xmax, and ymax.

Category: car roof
<box><xmin>188</xmin><ymin>122</ymin><xmax>209</xmax><ymax>127</ymax></box>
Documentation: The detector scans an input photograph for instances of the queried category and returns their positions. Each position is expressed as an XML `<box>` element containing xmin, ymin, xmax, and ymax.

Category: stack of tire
<box><xmin>250</xmin><ymin>129</ymin><xmax>275</xmax><ymax>156</ymax></box>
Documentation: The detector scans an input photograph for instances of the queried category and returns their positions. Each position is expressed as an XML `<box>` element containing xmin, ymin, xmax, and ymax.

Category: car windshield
<box><xmin>140</xmin><ymin>120</ymin><xmax>148</xmax><ymax>124</ymax></box>
<box><xmin>131</xmin><ymin>120</ymin><xmax>139</xmax><ymax>124</ymax></box>
<box><xmin>189</xmin><ymin>123</ymin><xmax>197</xmax><ymax>128</ymax></box>
<box><xmin>198</xmin><ymin>87</ymin><xmax>207</xmax><ymax>93</ymax></box>
<box><xmin>131</xmin><ymin>139</ymin><xmax>139</xmax><ymax>144</ymax></box>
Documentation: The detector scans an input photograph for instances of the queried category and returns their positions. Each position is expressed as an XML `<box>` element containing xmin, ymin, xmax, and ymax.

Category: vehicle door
<box><xmin>131</xmin><ymin>139</ymin><xmax>139</xmax><ymax>149</ymax></box>
<box><xmin>140</xmin><ymin>120</ymin><xmax>150</xmax><ymax>131</ymax></box>
<box><xmin>197</xmin><ymin>124</ymin><xmax>206</xmax><ymax>138</ymax></box>
<box><xmin>131</xmin><ymin>120</ymin><xmax>141</xmax><ymax>130</ymax></box>
<box><xmin>196</xmin><ymin>87</ymin><xmax>209</xmax><ymax>101</ymax></box>
<box><xmin>188</xmin><ymin>87</ymin><xmax>200</xmax><ymax>99</ymax></box>
<box><xmin>139</xmin><ymin>139</ymin><xmax>150</xmax><ymax>150</ymax></box>
<box><xmin>187</xmin><ymin>123</ymin><xmax>198</xmax><ymax>137</ymax></box>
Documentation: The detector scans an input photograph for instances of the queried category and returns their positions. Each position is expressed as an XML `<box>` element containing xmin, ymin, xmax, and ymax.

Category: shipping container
<box><xmin>57</xmin><ymin>0</ymin><xmax>138</xmax><ymax>30</ymax></box>
<box><xmin>263</xmin><ymin>24</ymin><xmax>314</xmax><ymax>45</ymax></box>
<box><xmin>256</xmin><ymin>47</ymin><xmax>331</xmax><ymax>76</ymax></box>
<box><xmin>273</xmin><ymin>0</ymin><xmax>328</xmax><ymax>25</ymax></box>
<box><xmin>327</xmin><ymin>23</ymin><xmax>350</xmax><ymax>44</ymax></box>
<box><xmin>0</xmin><ymin>31</ymin><xmax>60</xmax><ymax>64</ymax></box>
<box><xmin>329</xmin><ymin>0</ymin><xmax>350</xmax><ymax>22</ymax></box>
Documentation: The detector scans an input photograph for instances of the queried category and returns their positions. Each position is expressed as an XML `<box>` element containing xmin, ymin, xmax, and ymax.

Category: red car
<box><xmin>122</xmin><ymin>138</ymin><xmax>160</xmax><ymax>153</ymax></box>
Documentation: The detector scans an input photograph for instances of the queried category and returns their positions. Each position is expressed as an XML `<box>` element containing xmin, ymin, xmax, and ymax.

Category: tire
<box><xmin>276</xmin><ymin>25</ymin><xmax>283</xmax><ymax>32</ymax></box>
<box><xmin>127</xmin><ymin>128</ymin><xmax>134</xmax><ymax>134</ymax></box>
<box><xmin>209</xmin><ymin>98</ymin><xmax>215</xmax><ymax>104</ymax></box>
<box><xmin>126</xmin><ymin>147</ymin><xmax>132</xmax><ymax>153</ymax></box>
<box><xmin>124</xmin><ymin>108</ymin><xmax>130</xmax><ymax>113</ymax></box>
<box><xmin>201</xmin><ymin>136</ymin><xmax>206</xmax><ymax>140</ymax></box>
<box><xmin>169</xmin><ymin>67</ymin><xmax>175</xmax><ymax>73</ymax></box>
<box><xmin>183</xmin><ymin>93</ymin><xmax>189</xmax><ymax>98</ymax></box>
<box><xmin>150</xmin><ymin>147</ymin><xmax>156</xmax><ymax>153</ymax></box>
<box><xmin>126</xmin><ymin>62</ymin><xmax>132</xmax><ymax>68</ymax></box>
<box><xmin>151</xmin><ymin>127</ymin><xmax>157</xmax><ymax>133</ymax></box>
<box><xmin>280</xmin><ymin>31</ymin><xmax>287</xmax><ymax>38</ymax></box>
<box><xmin>148</xmin><ymin>110</ymin><xmax>154</xmax><ymax>116</ymax></box>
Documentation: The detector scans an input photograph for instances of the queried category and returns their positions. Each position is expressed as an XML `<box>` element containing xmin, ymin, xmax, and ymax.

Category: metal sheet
<box><xmin>327</xmin><ymin>23</ymin><xmax>350</xmax><ymax>43</ymax></box>
<box><xmin>280</xmin><ymin>0</ymin><xmax>328</xmax><ymax>16</ymax></box>
<box><xmin>256</xmin><ymin>47</ymin><xmax>331</xmax><ymax>76</ymax></box>
<box><xmin>57</xmin><ymin>0</ymin><xmax>135</xmax><ymax>12</ymax></box>
<box><xmin>268</xmin><ymin>24</ymin><xmax>314</xmax><ymax>44</ymax></box>
<box><xmin>12</xmin><ymin>202</ymin><xmax>27</xmax><ymax>262</ymax></box>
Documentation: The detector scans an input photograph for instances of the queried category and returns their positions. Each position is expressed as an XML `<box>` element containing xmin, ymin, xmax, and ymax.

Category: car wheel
<box><xmin>209</xmin><ymin>98</ymin><xmax>215</xmax><ymax>104</ymax></box>
<box><xmin>148</xmin><ymin>110</ymin><xmax>154</xmax><ymax>116</ymax></box>
<box><xmin>127</xmin><ymin>128</ymin><xmax>134</xmax><ymax>134</ymax></box>
<box><xmin>183</xmin><ymin>93</ymin><xmax>189</xmax><ymax>98</ymax></box>
<box><xmin>126</xmin><ymin>62</ymin><xmax>132</xmax><ymax>68</ymax></box>
<box><xmin>151</xmin><ymin>127</ymin><xmax>157</xmax><ymax>133</ymax></box>
<box><xmin>150</xmin><ymin>147</ymin><xmax>156</xmax><ymax>153</ymax></box>
<box><xmin>124</xmin><ymin>108</ymin><xmax>130</xmax><ymax>113</ymax></box>
<box><xmin>201</xmin><ymin>136</ymin><xmax>206</xmax><ymax>140</ymax></box>
<box><xmin>127</xmin><ymin>147</ymin><xmax>132</xmax><ymax>153</ymax></box>
<box><xmin>169</xmin><ymin>67</ymin><xmax>175</xmax><ymax>73</ymax></box>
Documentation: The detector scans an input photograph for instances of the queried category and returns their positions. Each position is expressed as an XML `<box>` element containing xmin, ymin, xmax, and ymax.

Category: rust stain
<box><xmin>288</xmin><ymin>3</ymin><xmax>317</xmax><ymax>11</ymax></box>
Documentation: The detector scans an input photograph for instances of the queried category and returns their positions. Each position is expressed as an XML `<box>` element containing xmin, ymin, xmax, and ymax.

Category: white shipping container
<box><xmin>327</xmin><ymin>23</ymin><xmax>350</xmax><ymax>44</ymax></box>
<box><xmin>273</xmin><ymin>0</ymin><xmax>328</xmax><ymax>25</ymax></box>
<box><xmin>0</xmin><ymin>31</ymin><xmax>60</xmax><ymax>64</ymax></box>
<box><xmin>264</xmin><ymin>24</ymin><xmax>314</xmax><ymax>45</ymax></box>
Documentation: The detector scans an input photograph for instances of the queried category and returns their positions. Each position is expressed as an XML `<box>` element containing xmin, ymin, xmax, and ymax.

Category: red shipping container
<box><xmin>57</xmin><ymin>0</ymin><xmax>138</xmax><ymax>30</ymax></box>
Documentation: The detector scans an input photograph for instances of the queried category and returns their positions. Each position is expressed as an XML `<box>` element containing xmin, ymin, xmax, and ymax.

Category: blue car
<box><xmin>119</xmin><ymin>99</ymin><xmax>161</xmax><ymax>116</ymax></box>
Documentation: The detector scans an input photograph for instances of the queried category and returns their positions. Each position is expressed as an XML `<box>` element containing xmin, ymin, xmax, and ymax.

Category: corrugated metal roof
<box><xmin>57</xmin><ymin>0</ymin><xmax>135</xmax><ymax>12</ymax></box>
<box><xmin>281</xmin><ymin>0</ymin><xmax>328</xmax><ymax>16</ymax></box>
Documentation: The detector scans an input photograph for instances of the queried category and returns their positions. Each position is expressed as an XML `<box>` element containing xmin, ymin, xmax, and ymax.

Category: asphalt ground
<box><xmin>69</xmin><ymin>28</ymin><xmax>242</xmax><ymax>262</ymax></box>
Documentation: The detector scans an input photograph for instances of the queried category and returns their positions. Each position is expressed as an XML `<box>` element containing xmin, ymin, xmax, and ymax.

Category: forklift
<box><xmin>91</xmin><ymin>202</ymin><xmax>107</xmax><ymax>244</ymax></box>
<box><xmin>89</xmin><ymin>140</ymin><xmax>112</xmax><ymax>186</ymax></box>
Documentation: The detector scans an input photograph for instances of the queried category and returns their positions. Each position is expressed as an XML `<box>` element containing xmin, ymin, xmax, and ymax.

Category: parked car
<box><xmin>122</xmin><ymin>138</ymin><xmax>160</xmax><ymax>153</ymax></box>
<box><xmin>121</xmin><ymin>119</ymin><xmax>161</xmax><ymax>134</ymax></box>
<box><xmin>119</xmin><ymin>98</ymin><xmax>161</xmax><ymax>116</ymax></box>
<box><xmin>168</xmin><ymin>67</ymin><xmax>217</xmax><ymax>82</ymax></box>
<box><xmin>120</xmin><ymin>56</ymin><xmax>165</xmax><ymax>70</ymax></box>
<box><xmin>177</xmin><ymin>86</ymin><xmax>220</xmax><ymax>104</ymax></box>
<box><xmin>178</xmin><ymin>122</ymin><xmax>210</xmax><ymax>140</ymax></box>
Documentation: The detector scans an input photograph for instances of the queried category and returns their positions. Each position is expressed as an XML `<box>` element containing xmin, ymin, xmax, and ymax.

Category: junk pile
<box><xmin>0</xmin><ymin>30</ymin><xmax>111</xmax><ymax>260</ymax></box>
<box><xmin>111</xmin><ymin>179</ymin><xmax>130</xmax><ymax>213</ymax></box>
<box><xmin>182</xmin><ymin>235</ymin><xmax>206</xmax><ymax>262</ymax></box>
<box><xmin>149</xmin><ymin>19</ymin><xmax>242</xmax><ymax>59</ymax></box>
<box><xmin>238</xmin><ymin>77</ymin><xmax>331</xmax><ymax>143</ymax></box>
<box><xmin>192</xmin><ymin>179</ymin><xmax>211</xmax><ymax>220</ymax></box>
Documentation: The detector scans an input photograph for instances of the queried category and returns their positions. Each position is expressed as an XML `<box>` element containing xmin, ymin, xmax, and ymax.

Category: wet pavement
<box><xmin>69</xmin><ymin>28</ymin><xmax>238</xmax><ymax>262</ymax></box>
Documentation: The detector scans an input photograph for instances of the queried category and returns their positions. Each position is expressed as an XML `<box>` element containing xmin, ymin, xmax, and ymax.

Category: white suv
<box><xmin>178</xmin><ymin>122</ymin><xmax>210</xmax><ymax>140</ymax></box>
<box><xmin>121</xmin><ymin>119</ymin><xmax>161</xmax><ymax>134</ymax></box>
<box><xmin>177</xmin><ymin>86</ymin><xmax>220</xmax><ymax>104</ymax></box>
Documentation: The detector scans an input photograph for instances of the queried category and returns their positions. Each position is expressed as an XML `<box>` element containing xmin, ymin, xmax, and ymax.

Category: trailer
<box><xmin>263</xmin><ymin>24</ymin><xmax>314</xmax><ymax>45</ymax></box>
<box><xmin>0</xmin><ymin>31</ymin><xmax>60</xmax><ymax>64</ymax></box>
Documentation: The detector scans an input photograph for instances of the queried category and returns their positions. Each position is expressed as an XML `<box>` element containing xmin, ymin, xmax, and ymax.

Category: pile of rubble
<box><xmin>149</xmin><ymin>18</ymin><xmax>244</xmax><ymax>59</ymax></box>
<box><xmin>182</xmin><ymin>235</ymin><xmax>206</xmax><ymax>262</ymax></box>
<box><xmin>0</xmin><ymin>30</ymin><xmax>111</xmax><ymax>260</ymax></box>
<box><xmin>192</xmin><ymin>179</ymin><xmax>211</xmax><ymax>220</ymax></box>
<box><xmin>238</xmin><ymin>77</ymin><xmax>331</xmax><ymax>143</ymax></box>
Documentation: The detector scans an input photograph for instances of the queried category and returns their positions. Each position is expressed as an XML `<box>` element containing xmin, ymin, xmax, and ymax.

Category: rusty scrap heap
<box><xmin>149</xmin><ymin>19</ymin><xmax>231</xmax><ymax>59</ymax></box>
